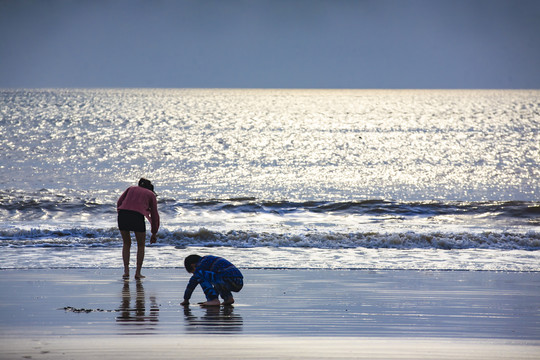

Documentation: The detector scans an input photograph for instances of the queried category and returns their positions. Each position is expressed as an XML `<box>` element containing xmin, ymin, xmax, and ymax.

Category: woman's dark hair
<box><xmin>184</xmin><ymin>254</ymin><xmax>202</xmax><ymax>273</ymax></box>
<box><xmin>138</xmin><ymin>178</ymin><xmax>154</xmax><ymax>193</ymax></box>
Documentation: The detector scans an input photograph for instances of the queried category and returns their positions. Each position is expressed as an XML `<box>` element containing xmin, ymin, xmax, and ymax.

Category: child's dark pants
<box><xmin>195</xmin><ymin>269</ymin><xmax>244</xmax><ymax>301</ymax></box>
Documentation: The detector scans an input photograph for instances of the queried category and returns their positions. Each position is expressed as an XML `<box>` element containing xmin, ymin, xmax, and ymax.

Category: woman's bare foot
<box><xmin>223</xmin><ymin>297</ymin><xmax>235</xmax><ymax>306</ymax></box>
<box><xmin>134</xmin><ymin>274</ymin><xmax>146</xmax><ymax>279</ymax></box>
<box><xmin>199</xmin><ymin>299</ymin><xmax>221</xmax><ymax>306</ymax></box>
<box><xmin>122</xmin><ymin>273</ymin><xmax>129</xmax><ymax>279</ymax></box>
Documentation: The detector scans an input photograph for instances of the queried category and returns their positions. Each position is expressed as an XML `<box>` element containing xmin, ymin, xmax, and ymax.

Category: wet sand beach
<box><xmin>1</xmin><ymin>269</ymin><xmax>539</xmax><ymax>359</ymax></box>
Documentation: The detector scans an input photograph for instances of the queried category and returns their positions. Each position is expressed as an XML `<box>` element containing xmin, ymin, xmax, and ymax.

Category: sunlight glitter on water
<box><xmin>1</xmin><ymin>89</ymin><xmax>538</xmax><ymax>202</ymax></box>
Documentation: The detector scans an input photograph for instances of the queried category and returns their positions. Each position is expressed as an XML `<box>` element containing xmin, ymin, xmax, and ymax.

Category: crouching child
<box><xmin>180</xmin><ymin>254</ymin><xmax>244</xmax><ymax>306</ymax></box>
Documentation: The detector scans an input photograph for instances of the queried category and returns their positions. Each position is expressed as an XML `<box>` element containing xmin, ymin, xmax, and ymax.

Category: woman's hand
<box><xmin>150</xmin><ymin>234</ymin><xmax>157</xmax><ymax>244</ymax></box>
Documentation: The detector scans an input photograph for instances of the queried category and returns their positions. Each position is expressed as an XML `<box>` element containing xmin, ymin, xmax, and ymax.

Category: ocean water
<box><xmin>0</xmin><ymin>89</ymin><xmax>539</xmax><ymax>271</ymax></box>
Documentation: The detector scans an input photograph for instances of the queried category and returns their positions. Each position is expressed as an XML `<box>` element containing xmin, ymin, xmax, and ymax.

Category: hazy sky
<box><xmin>1</xmin><ymin>0</ymin><xmax>539</xmax><ymax>89</ymax></box>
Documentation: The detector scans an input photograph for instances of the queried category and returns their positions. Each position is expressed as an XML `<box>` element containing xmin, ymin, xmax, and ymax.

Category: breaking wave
<box><xmin>1</xmin><ymin>227</ymin><xmax>539</xmax><ymax>251</ymax></box>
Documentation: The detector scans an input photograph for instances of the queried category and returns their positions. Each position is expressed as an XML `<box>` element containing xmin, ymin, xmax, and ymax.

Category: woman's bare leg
<box><xmin>134</xmin><ymin>231</ymin><xmax>146</xmax><ymax>279</ymax></box>
<box><xmin>121</xmin><ymin>230</ymin><xmax>132</xmax><ymax>278</ymax></box>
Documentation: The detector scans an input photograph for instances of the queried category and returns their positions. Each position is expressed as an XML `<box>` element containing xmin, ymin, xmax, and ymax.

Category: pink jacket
<box><xmin>117</xmin><ymin>186</ymin><xmax>160</xmax><ymax>234</ymax></box>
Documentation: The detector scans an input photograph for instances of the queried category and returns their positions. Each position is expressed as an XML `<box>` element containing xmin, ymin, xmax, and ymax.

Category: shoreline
<box><xmin>1</xmin><ymin>268</ymin><xmax>539</xmax><ymax>359</ymax></box>
<box><xmin>2</xmin><ymin>246</ymin><xmax>539</xmax><ymax>271</ymax></box>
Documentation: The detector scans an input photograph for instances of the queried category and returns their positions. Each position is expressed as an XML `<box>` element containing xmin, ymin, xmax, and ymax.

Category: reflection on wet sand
<box><xmin>116</xmin><ymin>280</ymin><xmax>159</xmax><ymax>333</ymax></box>
<box><xmin>183</xmin><ymin>306</ymin><xmax>243</xmax><ymax>333</ymax></box>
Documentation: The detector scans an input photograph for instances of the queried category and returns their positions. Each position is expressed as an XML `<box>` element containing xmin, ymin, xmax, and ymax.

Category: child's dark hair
<box><xmin>184</xmin><ymin>254</ymin><xmax>201</xmax><ymax>273</ymax></box>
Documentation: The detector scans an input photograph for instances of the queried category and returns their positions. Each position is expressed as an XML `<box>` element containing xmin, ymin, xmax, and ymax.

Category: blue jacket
<box><xmin>183</xmin><ymin>256</ymin><xmax>243</xmax><ymax>300</ymax></box>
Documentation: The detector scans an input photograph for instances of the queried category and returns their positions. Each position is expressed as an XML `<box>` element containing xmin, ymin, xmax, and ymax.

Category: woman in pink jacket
<box><xmin>117</xmin><ymin>178</ymin><xmax>160</xmax><ymax>279</ymax></box>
